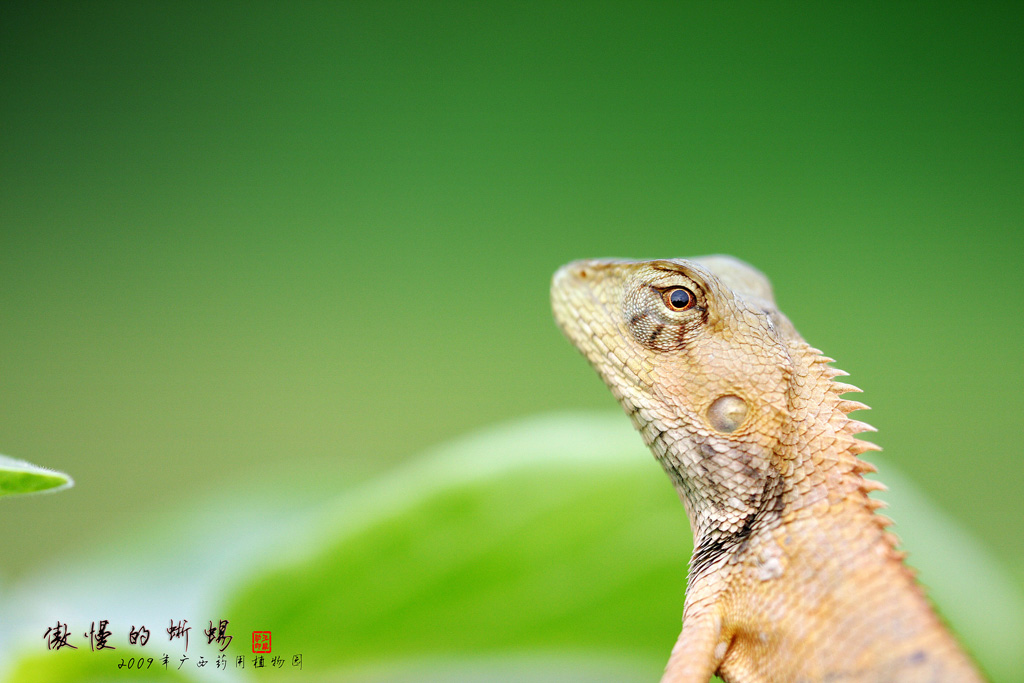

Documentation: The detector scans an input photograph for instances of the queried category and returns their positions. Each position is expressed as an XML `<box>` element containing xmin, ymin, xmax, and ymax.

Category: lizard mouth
<box><xmin>551</xmin><ymin>260</ymin><xmax>642</xmax><ymax>387</ymax></box>
<box><xmin>551</xmin><ymin>259</ymin><xmax>630</xmax><ymax>321</ymax></box>
<box><xmin>550</xmin><ymin>260</ymin><xmax>614</xmax><ymax>350</ymax></box>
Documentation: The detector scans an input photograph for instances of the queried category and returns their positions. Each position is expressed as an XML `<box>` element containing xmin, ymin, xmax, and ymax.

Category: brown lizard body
<box><xmin>550</xmin><ymin>255</ymin><xmax>982</xmax><ymax>683</ymax></box>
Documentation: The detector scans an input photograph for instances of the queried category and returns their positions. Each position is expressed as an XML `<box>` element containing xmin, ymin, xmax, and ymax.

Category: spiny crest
<box><xmin>820</xmin><ymin>359</ymin><xmax>882</xmax><ymax>450</ymax></box>
<box><xmin>805</xmin><ymin>346</ymin><xmax>884</xmax><ymax>467</ymax></box>
<box><xmin>815</xmin><ymin>354</ymin><xmax>912</xmax><ymax>563</ymax></box>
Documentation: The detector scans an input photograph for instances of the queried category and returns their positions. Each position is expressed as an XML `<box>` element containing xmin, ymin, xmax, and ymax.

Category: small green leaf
<box><xmin>0</xmin><ymin>454</ymin><xmax>72</xmax><ymax>497</ymax></box>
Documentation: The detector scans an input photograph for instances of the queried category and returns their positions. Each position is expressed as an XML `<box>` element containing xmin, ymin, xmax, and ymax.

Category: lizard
<box><xmin>550</xmin><ymin>255</ymin><xmax>982</xmax><ymax>683</ymax></box>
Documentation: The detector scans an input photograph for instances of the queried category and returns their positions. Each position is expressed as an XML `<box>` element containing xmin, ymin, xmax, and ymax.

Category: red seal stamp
<box><xmin>252</xmin><ymin>631</ymin><xmax>271</xmax><ymax>654</ymax></box>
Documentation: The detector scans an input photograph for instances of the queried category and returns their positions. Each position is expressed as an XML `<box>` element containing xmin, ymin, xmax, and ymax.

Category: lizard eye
<box><xmin>662</xmin><ymin>287</ymin><xmax>695</xmax><ymax>312</ymax></box>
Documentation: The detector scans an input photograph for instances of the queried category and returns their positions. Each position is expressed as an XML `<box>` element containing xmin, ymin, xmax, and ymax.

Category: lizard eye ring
<box><xmin>662</xmin><ymin>287</ymin><xmax>696</xmax><ymax>312</ymax></box>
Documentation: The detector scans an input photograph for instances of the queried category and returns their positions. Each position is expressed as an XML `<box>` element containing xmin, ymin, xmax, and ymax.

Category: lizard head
<box><xmin>551</xmin><ymin>256</ymin><xmax>810</xmax><ymax>539</ymax></box>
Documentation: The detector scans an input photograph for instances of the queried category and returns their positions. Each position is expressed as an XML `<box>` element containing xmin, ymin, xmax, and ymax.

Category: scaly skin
<box><xmin>551</xmin><ymin>256</ymin><xmax>982</xmax><ymax>683</ymax></box>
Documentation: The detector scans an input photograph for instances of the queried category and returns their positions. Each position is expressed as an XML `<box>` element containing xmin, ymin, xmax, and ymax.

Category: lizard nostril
<box><xmin>707</xmin><ymin>395</ymin><xmax>749</xmax><ymax>433</ymax></box>
<box><xmin>577</xmin><ymin>269</ymin><xmax>589</xmax><ymax>279</ymax></box>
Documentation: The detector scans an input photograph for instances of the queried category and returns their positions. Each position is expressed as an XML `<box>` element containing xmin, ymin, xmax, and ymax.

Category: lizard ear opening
<box><xmin>707</xmin><ymin>395</ymin><xmax>749</xmax><ymax>433</ymax></box>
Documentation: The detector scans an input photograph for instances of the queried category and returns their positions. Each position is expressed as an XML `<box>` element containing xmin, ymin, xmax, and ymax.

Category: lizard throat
<box><xmin>618</xmin><ymin>348</ymin><xmax>884</xmax><ymax>577</ymax></box>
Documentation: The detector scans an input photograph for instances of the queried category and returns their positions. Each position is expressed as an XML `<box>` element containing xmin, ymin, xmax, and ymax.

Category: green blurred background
<box><xmin>1</xmin><ymin>0</ymin><xmax>1022</xmax><ymax>675</ymax></box>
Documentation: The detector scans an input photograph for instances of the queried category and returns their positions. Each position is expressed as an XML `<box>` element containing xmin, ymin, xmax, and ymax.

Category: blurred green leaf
<box><xmin>224</xmin><ymin>413</ymin><xmax>688</xmax><ymax>681</ymax></box>
<box><xmin>0</xmin><ymin>454</ymin><xmax>72</xmax><ymax>497</ymax></box>
<box><xmin>6</xmin><ymin>649</ymin><xmax>190</xmax><ymax>683</ymax></box>
<box><xmin>4</xmin><ymin>413</ymin><xmax>1021</xmax><ymax>682</ymax></box>
<box><xmin>221</xmin><ymin>413</ymin><xmax>1024</xmax><ymax>682</ymax></box>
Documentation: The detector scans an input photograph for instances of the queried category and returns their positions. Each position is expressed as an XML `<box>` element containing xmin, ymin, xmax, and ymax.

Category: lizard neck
<box><xmin>632</xmin><ymin>340</ymin><xmax>886</xmax><ymax>577</ymax></box>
